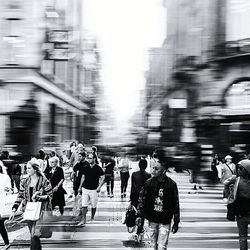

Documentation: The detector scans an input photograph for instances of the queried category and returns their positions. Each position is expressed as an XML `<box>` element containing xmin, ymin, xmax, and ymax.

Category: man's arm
<box><xmin>96</xmin><ymin>175</ymin><xmax>105</xmax><ymax>193</ymax></box>
<box><xmin>172</xmin><ymin>182</ymin><xmax>180</xmax><ymax>225</ymax></box>
<box><xmin>78</xmin><ymin>174</ymin><xmax>85</xmax><ymax>194</ymax></box>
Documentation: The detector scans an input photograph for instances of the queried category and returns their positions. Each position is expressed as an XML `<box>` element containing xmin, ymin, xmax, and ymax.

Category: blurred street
<box><xmin>0</xmin><ymin>165</ymin><xmax>239</xmax><ymax>250</ymax></box>
<box><xmin>1</xmin><ymin>0</ymin><xmax>250</xmax><ymax>249</ymax></box>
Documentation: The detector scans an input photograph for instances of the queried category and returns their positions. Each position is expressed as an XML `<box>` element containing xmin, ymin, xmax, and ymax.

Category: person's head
<box><xmin>78</xmin><ymin>151</ymin><xmax>87</xmax><ymax>162</ymax></box>
<box><xmin>49</xmin><ymin>156</ymin><xmax>58</xmax><ymax>168</ymax></box>
<box><xmin>92</xmin><ymin>146</ymin><xmax>97</xmax><ymax>153</ymax></box>
<box><xmin>26</xmin><ymin>160</ymin><xmax>43</xmax><ymax>177</ymax></box>
<box><xmin>77</xmin><ymin>144</ymin><xmax>85</xmax><ymax>153</ymax></box>
<box><xmin>2</xmin><ymin>151</ymin><xmax>9</xmax><ymax>159</ymax></box>
<box><xmin>38</xmin><ymin>149</ymin><xmax>45</xmax><ymax>160</ymax></box>
<box><xmin>87</xmin><ymin>152</ymin><xmax>95</xmax><ymax>164</ymax></box>
<box><xmin>152</xmin><ymin>148</ymin><xmax>168</xmax><ymax>169</ymax></box>
<box><xmin>237</xmin><ymin>160</ymin><xmax>250</xmax><ymax>178</ymax></box>
<box><xmin>139</xmin><ymin>159</ymin><xmax>147</xmax><ymax>171</ymax></box>
<box><xmin>225</xmin><ymin>155</ymin><xmax>232</xmax><ymax>163</ymax></box>
<box><xmin>70</xmin><ymin>141</ymin><xmax>77</xmax><ymax>147</ymax></box>
<box><xmin>151</xmin><ymin>159</ymin><xmax>166</xmax><ymax>177</ymax></box>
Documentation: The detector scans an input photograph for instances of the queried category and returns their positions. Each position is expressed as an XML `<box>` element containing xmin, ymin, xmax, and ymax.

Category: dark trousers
<box><xmin>13</xmin><ymin>174</ymin><xmax>21</xmax><ymax>191</ymax></box>
<box><xmin>0</xmin><ymin>219</ymin><xmax>9</xmax><ymax>245</ymax></box>
<box><xmin>237</xmin><ymin>215</ymin><xmax>250</xmax><ymax>250</ymax></box>
<box><xmin>120</xmin><ymin>172</ymin><xmax>129</xmax><ymax>194</ymax></box>
<box><xmin>105</xmin><ymin>175</ymin><xmax>114</xmax><ymax>195</ymax></box>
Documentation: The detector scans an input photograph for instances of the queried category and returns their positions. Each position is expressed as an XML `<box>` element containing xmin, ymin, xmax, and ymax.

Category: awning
<box><xmin>0</xmin><ymin>67</ymin><xmax>89</xmax><ymax>111</ymax></box>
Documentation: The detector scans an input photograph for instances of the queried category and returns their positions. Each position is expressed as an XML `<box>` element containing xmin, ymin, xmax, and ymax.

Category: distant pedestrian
<box><xmin>103</xmin><ymin>155</ymin><xmax>116</xmax><ymax>198</ymax></box>
<box><xmin>221</xmin><ymin>155</ymin><xmax>236</xmax><ymax>200</ymax></box>
<box><xmin>224</xmin><ymin>159</ymin><xmax>250</xmax><ymax>250</ymax></box>
<box><xmin>69</xmin><ymin>141</ymin><xmax>77</xmax><ymax>158</ymax></box>
<box><xmin>130</xmin><ymin>159</ymin><xmax>151</xmax><ymax>241</ymax></box>
<box><xmin>91</xmin><ymin>146</ymin><xmax>100</xmax><ymax>165</ymax></box>
<box><xmin>11</xmin><ymin>156</ymin><xmax>22</xmax><ymax>192</ymax></box>
<box><xmin>136</xmin><ymin>149</ymin><xmax>180</xmax><ymax>250</ymax></box>
<box><xmin>37</xmin><ymin>150</ymin><xmax>48</xmax><ymax>172</ymax></box>
<box><xmin>211</xmin><ymin>154</ymin><xmax>220</xmax><ymax>182</ymax></box>
<box><xmin>77</xmin><ymin>153</ymin><xmax>105</xmax><ymax>226</ymax></box>
<box><xmin>1</xmin><ymin>151</ymin><xmax>14</xmax><ymax>192</ymax></box>
<box><xmin>0</xmin><ymin>165</ymin><xmax>11</xmax><ymax>250</ymax></box>
<box><xmin>118</xmin><ymin>153</ymin><xmax>130</xmax><ymax>198</ymax></box>
<box><xmin>44</xmin><ymin>157</ymin><xmax>66</xmax><ymax>215</ymax></box>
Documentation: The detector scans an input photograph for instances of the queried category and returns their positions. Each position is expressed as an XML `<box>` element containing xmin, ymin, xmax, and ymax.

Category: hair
<box><xmin>0</xmin><ymin>165</ymin><xmax>2</xmax><ymax>174</ymax></box>
<box><xmin>139</xmin><ymin>159</ymin><xmax>147</xmax><ymax>170</ymax></box>
<box><xmin>38</xmin><ymin>150</ymin><xmax>45</xmax><ymax>159</ymax></box>
<box><xmin>50</xmin><ymin>156</ymin><xmax>59</xmax><ymax>163</ymax></box>
<box><xmin>152</xmin><ymin>148</ymin><xmax>168</xmax><ymax>169</ymax></box>
<box><xmin>70</xmin><ymin>141</ymin><xmax>76</xmax><ymax>147</ymax></box>
<box><xmin>79</xmin><ymin>151</ymin><xmax>87</xmax><ymax>158</ymax></box>
<box><xmin>92</xmin><ymin>146</ymin><xmax>97</xmax><ymax>152</ymax></box>
<box><xmin>27</xmin><ymin>160</ymin><xmax>43</xmax><ymax>177</ymax></box>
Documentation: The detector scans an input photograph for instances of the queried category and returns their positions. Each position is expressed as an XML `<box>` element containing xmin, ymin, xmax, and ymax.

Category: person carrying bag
<box><xmin>224</xmin><ymin>160</ymin><xmax>250</xmax><ymax>250</ymax></box>
<box><xmin>9</xmin><ymin>159</ymin><xmax>53</xmax><ymax>249</ymax></box>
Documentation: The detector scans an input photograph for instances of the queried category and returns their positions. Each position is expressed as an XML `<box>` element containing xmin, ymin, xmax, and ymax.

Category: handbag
<box><xmin>0</xmin><ymin>194</ymin><xmax>19</xmax><ymax>219</ymax></box>
<box><xmin>227</xmin><ymin>202</ymin><xmax>237</xmax><ymax>221</ymax></box>
<box><xmin>22</xmin><ymin>201</ymin><xmax>42</xmax><ymax>221</ymax></box>
<box><xmin>124</xmin><ymin>204</ymin><xmax>138</xmax><ymax>233</ymax></box>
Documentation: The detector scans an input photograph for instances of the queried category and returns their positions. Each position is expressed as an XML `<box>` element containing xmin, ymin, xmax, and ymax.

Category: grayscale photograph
<box><xmin>0</xmin><ymin>0</ymin><xmax>249</xmax><ymax>249</ymax></box>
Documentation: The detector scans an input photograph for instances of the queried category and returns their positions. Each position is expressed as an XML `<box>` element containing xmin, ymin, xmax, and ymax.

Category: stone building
<box><xmin>0</xmin><ymin>0</ymin><xmax>100</xmax><ymax>158</ymax></box>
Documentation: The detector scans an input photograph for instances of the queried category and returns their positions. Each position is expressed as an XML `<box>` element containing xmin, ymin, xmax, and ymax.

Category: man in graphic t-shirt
<box><xmin>77</xmin><ymin>152</ymin><xmax>105</xmax><ymax>226</ymax></box>
<box><xmin>136</xmin><ymin>149</ymin><xmax>180</xmax><ymax>250</ymax></box>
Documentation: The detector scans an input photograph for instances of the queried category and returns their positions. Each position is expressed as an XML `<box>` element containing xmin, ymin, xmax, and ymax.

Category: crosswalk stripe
<box><xmin>9</xmin><ymin>172</ymin><xmax>239</xmax><ymax>249</ymax></box>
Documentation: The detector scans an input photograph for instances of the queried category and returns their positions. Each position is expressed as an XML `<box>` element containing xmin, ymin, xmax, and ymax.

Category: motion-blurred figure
<box><xmin>221</xmin><ymin>155</ymin><xmax>236</xmax><ymax>200</ymax></box>
<box><xmin>211</xmin><ymin>154</ymin><xmax>220</xmax><ymax>182</ymax></box>
<box><xmin>103</xmin><ymin>155</ymin><xmax>116</xmax><ymax>198</ymax></box>
<box><xmin>224</xmin><ymin>160</ymin><xmax>250</xmax><ymax>250</ymax></box>
<box><xmin>130</xmin><ymin>159</ymin><xmax>151</xmax><ymax>241</ymax></box>
<box><xmin>118</xmin><ymin>153</ymin><xmax>130</xmax><ymax>198</ymax></box>
<box><xmin>0</xmin><ymin>165</ymin><xmax>11</xmax><ymax>250</ymax></box>
<box><xmin>1</xmin><ymin>151</ymin><xmax>15</xmax><ymax>192</ymax></box>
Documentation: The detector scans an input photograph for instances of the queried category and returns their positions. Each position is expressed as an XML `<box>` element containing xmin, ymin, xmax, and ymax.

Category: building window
<box><xmin>226</xmin><ymin>0</ymin><xmax>250</xmax><ymax>40</ymax></box>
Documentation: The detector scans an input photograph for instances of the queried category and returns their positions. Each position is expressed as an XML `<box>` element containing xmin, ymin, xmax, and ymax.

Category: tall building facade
<box><xmin>144</xmin><ymin>0</ymin><xmax>250</xmax><ymax>159</ymax></box>
<box><xmin>0</xmin><ymin>0</ymin><xmax>100</xmax><ymax>158</ymax></box>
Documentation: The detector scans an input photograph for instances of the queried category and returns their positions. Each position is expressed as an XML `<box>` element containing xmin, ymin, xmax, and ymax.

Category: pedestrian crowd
<box><xmin>1</xmin><ymin>142</ymin><xmax>250</xmax><ymax>250</ymax></box>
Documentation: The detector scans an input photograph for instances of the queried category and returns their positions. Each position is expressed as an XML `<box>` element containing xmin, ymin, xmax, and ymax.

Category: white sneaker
<box><xmin>77</xmin><ymin>221</ymin><xmax>85</xmax><ymax>227</ymax></box>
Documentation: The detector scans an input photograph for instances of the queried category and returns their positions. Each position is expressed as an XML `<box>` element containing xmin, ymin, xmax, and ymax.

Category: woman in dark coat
<box><xmin>44</xmin><ymin>157</ymin><xmax>66</xmax><ymax>215</ymax></box>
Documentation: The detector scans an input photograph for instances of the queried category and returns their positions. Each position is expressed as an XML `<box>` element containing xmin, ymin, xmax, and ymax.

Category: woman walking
<box><xmin>118</xmin><ymin>153</ymin><xmax>130</xmax><ymax>198</ymax></box>
<box><xmin>10</xmin><ymin>160</ymin><xmax>53</xmax><ymax>246</ymax></box>
<box><xmin>224</xmin><ymin>159</ymin><xmax>250</xmax><ymax>250</ymax></box>
<box><xmin>44</xmin><ymin>157</ymin><xmax>66</xmax><ymax>215</ymax></box>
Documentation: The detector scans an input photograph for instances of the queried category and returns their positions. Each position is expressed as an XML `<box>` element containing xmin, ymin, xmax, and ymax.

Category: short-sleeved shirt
<box><xmin>73</xmin><ymin>160</ymin><xmax>90</xmax><ymax>181</ymax></box>
<box><xmin>82</xmin><ymin>164</ymin><xmax>104</xmax><ymax>190</ymax></box>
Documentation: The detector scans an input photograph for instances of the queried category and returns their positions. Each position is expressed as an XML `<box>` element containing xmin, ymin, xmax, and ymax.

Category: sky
<box><xmin>83</xmin><ymin>0</ymin><xmax>166</xmax><ymax>132</ymax></box>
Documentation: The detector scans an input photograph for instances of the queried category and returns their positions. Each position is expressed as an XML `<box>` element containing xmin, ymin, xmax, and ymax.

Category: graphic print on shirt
<box><xmin>154</xmin><ymin>188</ymin><xmax>164</xmax><ymax>212</ymax></box>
